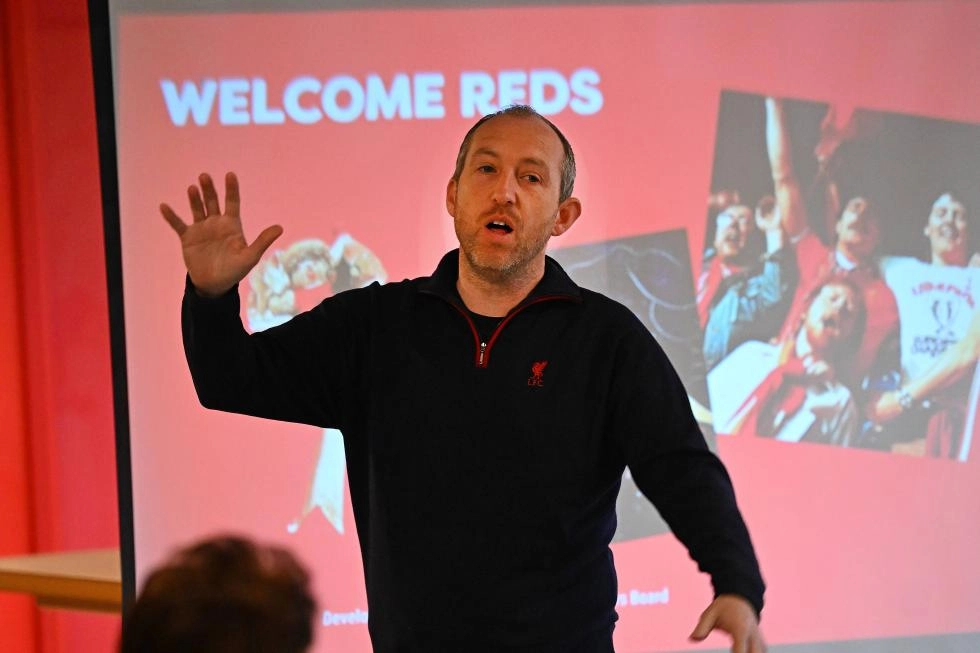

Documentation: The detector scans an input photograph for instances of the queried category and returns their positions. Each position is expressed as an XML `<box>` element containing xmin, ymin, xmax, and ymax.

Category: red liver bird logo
<box><xmin>528</xmin><ymin>361</ymin><xmax>548</xmax><ymax>387</ymax></box>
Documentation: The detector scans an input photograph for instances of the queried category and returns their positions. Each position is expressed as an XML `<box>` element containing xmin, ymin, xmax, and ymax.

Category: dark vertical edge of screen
<box><xmin>86</xmin><ymin>0</ymin><xmax>136</xmax><ymax>612</ymax></box>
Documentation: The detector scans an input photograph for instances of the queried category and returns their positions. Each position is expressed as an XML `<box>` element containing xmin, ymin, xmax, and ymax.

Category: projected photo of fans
<box><xmin>703</xmin><ymin>91</ymin><xmax>980</xmax><ymax>460</ymax></box>
<box><xmin>246</xmin><ymin>233</ymin><xmax>387</xmax><ymax>536</ymax></box>
<box><xmin>552</xmin><ymin>229</ymin><xmax>708</xmax><ymax>541</ymax></box>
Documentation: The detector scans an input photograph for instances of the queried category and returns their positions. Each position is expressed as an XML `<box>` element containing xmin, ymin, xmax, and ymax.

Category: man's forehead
<box><xmin>468</xmin><ymin>114</ymin><xmax>563</xmax><ymax>159</ymax></box>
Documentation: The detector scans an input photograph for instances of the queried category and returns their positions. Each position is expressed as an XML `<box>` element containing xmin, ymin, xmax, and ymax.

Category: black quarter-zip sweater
<box><xmin>182</xmin><ymin>250</ymin><xmax>764</xmax><ymax>652</ymax></box>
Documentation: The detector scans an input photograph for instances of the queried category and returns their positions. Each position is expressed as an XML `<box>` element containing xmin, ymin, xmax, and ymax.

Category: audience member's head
<box><xmin>120</xmin><ymin>535</ymin><xmax>316</xmax><ymax>653</ymax></box>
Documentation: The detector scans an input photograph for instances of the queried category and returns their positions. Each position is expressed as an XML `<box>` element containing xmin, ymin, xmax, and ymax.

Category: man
<box><xmin>120</xmin><ymin>535</ymin><xmax>316</xmax><ymax>653</ymax></box>
<box><xmin>162</xmin><ymin>105</ymin><xmax>765</xmax><ymax>651</ymax></box>
<box><xmin>709</xmin><ymin>279</ymin><xmax>865</xmax><ymax>446</ymax></box>
<box><xmin>871</xmin><ymin>191</ymin><xmax>980</xmax><ymax>458</ymax></box>
<box><xmin>765</xmin><ymin>97</ymin><xmax>899</xmax><ymax>385</ymax></box>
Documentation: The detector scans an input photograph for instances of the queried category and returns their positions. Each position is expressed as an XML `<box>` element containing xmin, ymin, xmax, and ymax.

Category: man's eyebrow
<box><xmin>470</xmin><ymin>147</ymin><xmax>499</xmax><ymax>160</ymax></box>
<box><xmin>519</xmin><ymin>156</ymin><xmax>549</xmax><ymax>170</ymax></box>
<box><xmin>470</xmin><ymin>147</ymin><xmax>549</xmax><ymax>170</ymax></box>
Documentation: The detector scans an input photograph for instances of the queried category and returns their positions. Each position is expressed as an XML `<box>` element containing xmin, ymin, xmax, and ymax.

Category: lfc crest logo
<box><xmin>527</xmin><ymin>361</ymin><xmax>548</xmax><ymax>387</ymax></box>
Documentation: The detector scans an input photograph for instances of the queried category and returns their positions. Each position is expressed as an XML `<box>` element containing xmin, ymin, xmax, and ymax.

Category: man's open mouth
<box><xmin>487</xmin><ymin>220</ymin><xmax>513</xmax><ymax>234</ymax></box>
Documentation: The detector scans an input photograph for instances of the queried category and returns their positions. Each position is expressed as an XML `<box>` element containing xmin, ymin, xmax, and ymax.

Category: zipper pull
<box><xmin>479</xmin><ymin>342</ymin><xmax>487</xmax><ymax>366</ymax></box>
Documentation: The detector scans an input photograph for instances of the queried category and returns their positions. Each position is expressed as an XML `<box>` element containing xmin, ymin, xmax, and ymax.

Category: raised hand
<box><xmin>160</xmin><ymin>172</ymin><xmax>283</xmax><ymax>297</ymax></box>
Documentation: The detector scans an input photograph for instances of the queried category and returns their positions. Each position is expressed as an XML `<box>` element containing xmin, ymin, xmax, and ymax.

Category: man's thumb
<box><xmin>250</xmin><ymin>225</ymin><xmax>284</xmax><ymax>259</ymax></box>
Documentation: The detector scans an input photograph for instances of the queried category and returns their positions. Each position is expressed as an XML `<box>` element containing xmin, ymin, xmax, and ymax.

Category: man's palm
<box><xmin>160</xmin><ymin>172</ymin><xmax>282</xmax><ymax>297</ymax></box>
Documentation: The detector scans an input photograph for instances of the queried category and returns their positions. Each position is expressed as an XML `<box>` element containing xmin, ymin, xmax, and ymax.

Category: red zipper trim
<box><xmin>479</xmin><ymin>294</ymin><xmax>573</xmax><ymax>368</ymax></box>
<box><xmin>437</xmin><ymin>292</ymin><xmax>578</xmax><ymax>368</ymax></box>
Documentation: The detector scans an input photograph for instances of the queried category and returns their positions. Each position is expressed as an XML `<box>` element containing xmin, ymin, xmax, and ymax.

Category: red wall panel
<box><xmin>0</xmin><ymin>0</ymin><xmax>40</xmax><ymax>648</ymax></box>
<box><xmin>1</xmin><ymin>0</ymin><xmax>120</xmax><ymax>650</ymax></box>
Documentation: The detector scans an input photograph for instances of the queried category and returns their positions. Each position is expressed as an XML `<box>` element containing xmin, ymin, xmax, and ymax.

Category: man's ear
<box><xmin>551</xmin><ymin>197</ymin><xmax>582</xmax><ymax>237</ymax></box>
<box><xmin>446</xmin><ymin>178</ymin><xmax>458</xmax><ymax>217</ymax></box>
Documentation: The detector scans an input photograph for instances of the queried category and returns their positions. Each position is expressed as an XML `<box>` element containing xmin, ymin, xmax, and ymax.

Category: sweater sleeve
<box><xmin>181</xmin><ymin>276</ymin><xmax>363</xmax><ymax>431</ymax></box>
<box><xmin>609</xmin><ymin>322</ymin><xmax>766</xmax><ymax>617</ymax></box>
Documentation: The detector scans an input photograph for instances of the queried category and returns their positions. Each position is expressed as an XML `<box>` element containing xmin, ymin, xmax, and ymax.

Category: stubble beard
<box><xmin>456</xmin><ymin>217</ymin><xmax>552</xmax><ymax>286</ymax></box>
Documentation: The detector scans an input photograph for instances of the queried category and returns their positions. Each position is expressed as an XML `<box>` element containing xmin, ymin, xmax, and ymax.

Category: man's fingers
<box><xmin>188</xmin><ymin>185</ymin><xmax>206</xmax><ymax>222</ymax></box>
<box><xmin>200</xmin><ymin>173</ymin><xmax>221</xmax><ymax>216</ymax></box>
<box><xmin>225</xmin><ymin>172</ymin><xmax>240</xmax><ymax>218</ymax></box>
<box><xmin>690</xmin><ymin>596</ymin><xmax>764</xmax><ymax>653</ymax></box>
<box><xmin>248</xmin><ymin>225</ymin><xmax>285</xmax><ymax>262</ymax></box>
<box><xmin>160</xmin><ymin>203</ymin><xmax>187</xmax><ymax>236</ymax></box>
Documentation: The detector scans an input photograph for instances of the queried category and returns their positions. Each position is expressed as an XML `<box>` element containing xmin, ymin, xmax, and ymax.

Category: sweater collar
<box><xmin>419</xmin><ymin>249</ymin><xmax>582</xmax><ymax>308</ymax></box>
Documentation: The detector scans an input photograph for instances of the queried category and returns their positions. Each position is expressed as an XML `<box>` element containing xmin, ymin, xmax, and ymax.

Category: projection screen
<box><xmin>94</xmin><ymin>1</ymin><xmax>980</xmax><ymax>650</ymax></box>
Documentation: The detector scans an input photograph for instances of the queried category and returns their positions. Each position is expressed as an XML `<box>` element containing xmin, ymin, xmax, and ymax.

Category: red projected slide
<box><xmin>113</xmin><ymin>2</ymin><xmax>980</xmax><ymax>651</ymax></box>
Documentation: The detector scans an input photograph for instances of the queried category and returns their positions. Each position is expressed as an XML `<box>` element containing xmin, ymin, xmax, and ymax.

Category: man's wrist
<box><xmin>185</xmin><ymin>274</ymin><xmax>237</xmax><ymax>301</ymax></box>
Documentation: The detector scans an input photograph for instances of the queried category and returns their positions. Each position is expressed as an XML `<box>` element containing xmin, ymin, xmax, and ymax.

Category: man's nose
<box><xmin>492</xmin><ymin>172</ymin><xmax>517</xmax><ymax>205</ymax></box>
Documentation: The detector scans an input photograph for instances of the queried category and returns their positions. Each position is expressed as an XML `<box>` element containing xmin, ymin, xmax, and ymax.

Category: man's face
<box><xmin>713</xmin><ymin>205</ymin><xmax>753</xmax><ymax>263</ymax></box>
<box><xmin>446</xmin><ymin>115</ymin><xmax>578</xmax><ymax>283</ymax></box>
<box><xmin>835</xmin><ymin>197</ymin><xmax>879</xmax><ymax>262</ymax></box>
<box><xmin>925</xmin><ymin>193</ymin><xmax>968</xmax><ymax>266</ymax></box>
<box><xmin>803</xmin><ymin>282</ymin><xmax>860</xmax><ymax>354</ymax></box>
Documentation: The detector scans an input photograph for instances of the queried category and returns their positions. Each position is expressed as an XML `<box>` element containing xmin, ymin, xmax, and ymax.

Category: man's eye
<box><xmin>477</xmin><ymin>165</ymin><xmax>495</xmax><ymax>173</ymax></box>
<box><xmin>525</xmin><ymin>174</ymin><xmax>541</xmax><ymax>183</ymax></box>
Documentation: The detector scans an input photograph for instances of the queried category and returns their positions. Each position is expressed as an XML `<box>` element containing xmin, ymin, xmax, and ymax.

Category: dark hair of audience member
<box><xmin>119</xmin><ymin>535</ymin><xmax>316</xmax><ymax>653</ymax></box>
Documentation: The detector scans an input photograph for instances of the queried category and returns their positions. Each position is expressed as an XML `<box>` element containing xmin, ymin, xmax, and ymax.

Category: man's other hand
<box><xmin>689</xmin><ymin>594</ymin><xmax>766</xmax><ymax>653</ymax></box>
